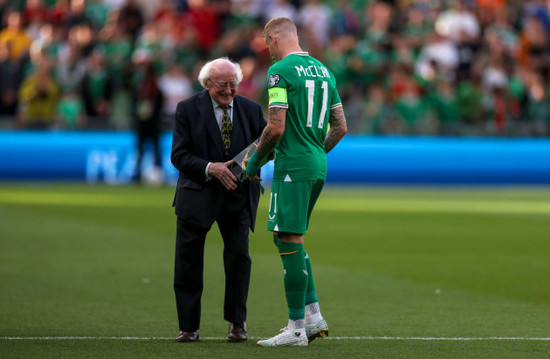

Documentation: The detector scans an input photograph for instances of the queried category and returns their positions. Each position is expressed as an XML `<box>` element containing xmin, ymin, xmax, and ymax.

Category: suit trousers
<box><xmin>174</xmin><ymin>206</ymin><xmax>252</xmax><ymax>331</ymax></box>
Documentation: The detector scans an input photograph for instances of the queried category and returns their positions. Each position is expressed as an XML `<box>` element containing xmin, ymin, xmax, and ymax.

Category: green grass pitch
<box><xmin>1</xmin><ymin>183</ymin><xmax>550</xmax><ymax>358</ymax></box>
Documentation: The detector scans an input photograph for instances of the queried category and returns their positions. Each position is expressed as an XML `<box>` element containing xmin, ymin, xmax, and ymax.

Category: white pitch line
<box><xmin>2</xmin><ymin>336</ymin><xmax>550</xmax><ymax>341</ymax></box>
<box><xmin>326</xmin><ymin>337</ymin><xmax>550</xmax><ymax>341</ymax></box>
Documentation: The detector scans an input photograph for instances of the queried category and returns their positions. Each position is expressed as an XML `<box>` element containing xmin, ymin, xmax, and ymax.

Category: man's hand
<box><xmin>209</xmin><ymin>160</ymin><xmax>238</xmax><ymax>190</ymax></box>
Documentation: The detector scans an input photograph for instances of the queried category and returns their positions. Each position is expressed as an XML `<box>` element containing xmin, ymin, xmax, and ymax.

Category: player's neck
<box><xmin>282</xmin><ymin>44</ymin><xmax>305</xmax><ymax>59</ymax></box>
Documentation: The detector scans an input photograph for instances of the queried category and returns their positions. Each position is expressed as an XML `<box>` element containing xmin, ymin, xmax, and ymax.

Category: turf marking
<box><xmin>3</xmin><ymin>191</ymin><xmax>550</xmax><ymax>215</ymax></box>
<box><xmin>2</xmin><ymin>336</ymin><xmax>550</xmax><ymax>341</ymax></box>
<box><xmin>316</xmin><ymin>198</ymin><xmax>550</xmax><ymax>216</ymax></box>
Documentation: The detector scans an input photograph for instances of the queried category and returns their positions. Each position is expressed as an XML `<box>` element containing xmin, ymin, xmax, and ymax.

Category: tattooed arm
<box><xmin>255</xmin><ymin>107</ymin><xmax>286</xmax><ymax>157</ymax></box>
<box><xmin>245</xmin><ymin>107</ymin><xmax>285</xmax><ymax>181</ymax></box>
<box><xmin>324</xmin><ymin>106</ymin><xmax>347</xmax><ymax>154</ymax></box>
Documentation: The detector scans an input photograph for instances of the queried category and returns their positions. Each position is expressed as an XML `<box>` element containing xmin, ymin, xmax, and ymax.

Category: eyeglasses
<box><xmin>208</xmin><ymin>78</ymin><xmax>239</xmax><ymax>89</ymax></box>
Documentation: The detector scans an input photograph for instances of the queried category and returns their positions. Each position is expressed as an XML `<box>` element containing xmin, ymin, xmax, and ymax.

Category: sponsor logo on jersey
<box><xmin>268</xmin><ymin>74</ymin><xmax>281</xmax><ymax>87</ymax></box>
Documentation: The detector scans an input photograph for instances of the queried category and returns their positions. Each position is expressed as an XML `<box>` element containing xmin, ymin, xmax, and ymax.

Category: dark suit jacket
<box><xmin>171</xmin><ymin>90</ymin><xmax>266</xmax><ymax>231</ymax></box>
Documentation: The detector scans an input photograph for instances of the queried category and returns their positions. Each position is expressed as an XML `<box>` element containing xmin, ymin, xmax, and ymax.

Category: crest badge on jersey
<box><xmin>268</xmin><ymin>74</ymin><xmax>281</xmax><ymax>88</ymax></box>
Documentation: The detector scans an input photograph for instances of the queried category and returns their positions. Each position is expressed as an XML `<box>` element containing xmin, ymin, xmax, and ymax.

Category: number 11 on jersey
<box><xmin>305</xmin><ymin>80</ymin><xmax>328</xmax><ymax>129</ymax></box>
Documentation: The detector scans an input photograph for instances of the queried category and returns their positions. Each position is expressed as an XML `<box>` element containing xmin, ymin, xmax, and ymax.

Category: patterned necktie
<box><xmin>221</xmin><ymin>106</ymin><xmax>233</xmax><ymax>156</ymax></box>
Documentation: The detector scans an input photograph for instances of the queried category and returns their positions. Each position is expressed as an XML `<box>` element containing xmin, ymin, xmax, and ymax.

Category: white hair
<box><xmin>198</xmin><ymin>57</ymin><xmax>243</xmax><ymax>88</ymax></box>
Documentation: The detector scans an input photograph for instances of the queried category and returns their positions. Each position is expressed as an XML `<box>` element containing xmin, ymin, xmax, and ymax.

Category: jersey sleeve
<box><xmin>330</xmin><ymin>89</ymin><xmax>343</xmax><ymax>110</ymax></box>
<box><xmin>330</xmin><ymin>77</ymin><xmax>343</xmax><ymax>110</ymax></box>
<box><xmin>267</xmin><ymin>66</ymin><xmax>289</xmax><ymax>109</ymax></box>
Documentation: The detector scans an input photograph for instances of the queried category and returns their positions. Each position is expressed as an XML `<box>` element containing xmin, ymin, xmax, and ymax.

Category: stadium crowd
<box><xmin>0</xmin><ymin>0</ymin><xmax>548</xmax><ymax>136</ymax></box>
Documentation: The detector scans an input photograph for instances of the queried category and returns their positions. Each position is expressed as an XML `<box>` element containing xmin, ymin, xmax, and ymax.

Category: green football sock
<box><xmin>304</xmin><ymin>251</ymin><xmax>319</xmax><ymax>305</ymax></box>
<box><xmin>278</xmin><ymin>241</ymin><xmax>307</xmax><ymax>320</ymax></box>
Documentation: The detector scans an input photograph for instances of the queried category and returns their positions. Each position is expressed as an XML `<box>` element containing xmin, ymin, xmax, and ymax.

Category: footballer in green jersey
<box><xmin>245</xmin><ymin>17</ymin><xmax>347</xmax><ymax>347</ymax></box>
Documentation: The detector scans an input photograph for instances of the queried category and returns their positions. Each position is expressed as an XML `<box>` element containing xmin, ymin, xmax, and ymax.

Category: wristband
<box><xmin>245</xmin><ymin>151</ymin><xmax>262</xmax><ymax>176</ymax></box>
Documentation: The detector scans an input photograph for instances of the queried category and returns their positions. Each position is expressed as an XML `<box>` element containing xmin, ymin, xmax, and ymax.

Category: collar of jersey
<box><xmin>288</xmin><ymin>52</ymin><xmax>309</xmax><ymax>56</ymax></box>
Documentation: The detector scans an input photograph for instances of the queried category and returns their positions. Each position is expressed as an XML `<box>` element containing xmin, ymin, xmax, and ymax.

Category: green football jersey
<box><xmin>267</xmin><ymin>52</ymin><xmax>342</xmax><ymax>181</ymax></box>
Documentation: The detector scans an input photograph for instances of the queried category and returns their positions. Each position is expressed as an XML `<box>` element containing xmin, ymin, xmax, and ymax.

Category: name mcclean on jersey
<box><xmin>294</xmin><ymin>64</ymin><xmax>330</xmax><ymax>79</ymax></box>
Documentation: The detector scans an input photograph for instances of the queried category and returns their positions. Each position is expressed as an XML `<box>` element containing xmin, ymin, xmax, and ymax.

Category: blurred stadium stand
<box><xmin>0</xmin><ymin>0</ymin><xmax>549</xmax><ymax>184</ymax></box>
<box><xmin>0</xmin><ymin>0</ymin><xmax>547</xmax><ymax>135</ymax></box>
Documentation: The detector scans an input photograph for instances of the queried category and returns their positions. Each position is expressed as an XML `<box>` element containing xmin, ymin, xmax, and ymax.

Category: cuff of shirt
<box><xmin>205</xmin><ymin>162</ymin><xmax>212</xmax><ymax>180</ymax></box>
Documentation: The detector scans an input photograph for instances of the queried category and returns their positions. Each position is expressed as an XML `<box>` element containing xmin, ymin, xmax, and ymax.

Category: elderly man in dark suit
<box><xmin>171</xmin><ymin>57</ymin><xmax>266</xmax><ymax>343</ymax></box>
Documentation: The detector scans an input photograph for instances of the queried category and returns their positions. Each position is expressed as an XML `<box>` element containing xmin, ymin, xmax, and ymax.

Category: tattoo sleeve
<box><xmin>324</xmin><ymin>106</ymin><xmax>348</xmax><ymax>154</ymax></box>
<box><xmin>256</xmin><ymin>107</ymin><xmax>286</xmax><ymax>157</ymax></box>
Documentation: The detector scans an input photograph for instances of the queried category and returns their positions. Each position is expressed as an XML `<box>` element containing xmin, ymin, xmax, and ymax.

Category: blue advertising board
<box><xmin>326</xmin><ymin>136</ymin><xmax>550</xmax><ymax>185</ymax></box>
<box><xmin>0</xmin><ymin>131</ymin><xmax>177</xmax><ymax>184</ymax></box>
<box><xmin>1</xmin><ymin>131</ymin><xmax>549</xmax><ymax>185</ymax></box>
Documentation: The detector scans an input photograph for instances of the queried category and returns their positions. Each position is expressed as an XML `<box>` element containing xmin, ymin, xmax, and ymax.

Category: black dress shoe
<box><xmin>176</xmin><ymin>330</ymin><xmax>199</xmax><ymax>342</ymax></box>
<box><xmin>227</xmin><ymin>322</ymin><xmax>247</xmax><ymax>342</ymax></box>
